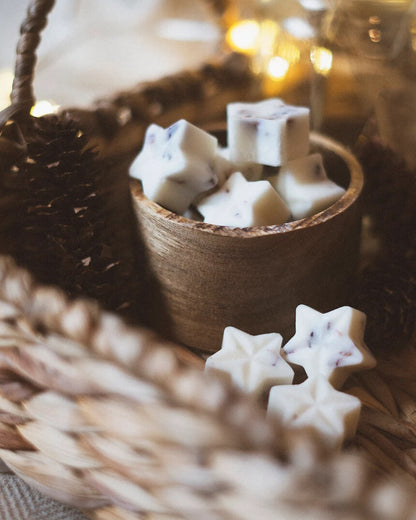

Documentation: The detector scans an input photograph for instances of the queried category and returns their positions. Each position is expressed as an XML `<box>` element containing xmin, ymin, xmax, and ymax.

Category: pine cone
<box><xmin>355</xmin><ymin>137</ymin><xmax>416</xmax><ymax>254</ymax></box>
<box><xmin>352</xmin><ymin>137</ymin><xmax>416</xmax><ymax>351</ymax></box>
<box><xmin>353</xmin><ymin>252</ymin><xmax>416</xmax><ymax>351</ymax></box>
<box><xmin>0</xmin><ymin>114</ymin><xmax>144</xmax><ymax>323</ymax></box>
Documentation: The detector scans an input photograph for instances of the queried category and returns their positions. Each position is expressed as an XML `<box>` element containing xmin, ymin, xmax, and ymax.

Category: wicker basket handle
<box><xmin>0</xmin><ymin>0</ymin><xmax>55</xmax><ymax>130</ymax></box>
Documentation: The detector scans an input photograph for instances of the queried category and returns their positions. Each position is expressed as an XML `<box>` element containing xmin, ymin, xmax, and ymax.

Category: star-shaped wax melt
<box><xmin>214</xmin><ymin>147</ymin><xmax>263</xmax><ymax>185</ymax></box>
<box><xmin>270</xmin><ymin>153</ymin><xmax>346</xmax><ymax>220</ymax></box>
<box><xmin>283</xmin><ymin>305</ymin><xmax>376</xmax><ymax>389</ymax></box>
<box><xmin>227</xmin><ymin>98</ymin><xmax>310</xmax><ymax>166</ymax></box>
<box><xmin>267</xmin><ymin>377</ymin><xmax>361</xmax><ymax>449</ymax></box>
<box><xmin>129</xmin><ymin>120</ymin><xmax>218</xmax><ymax>214</ymax></box>
<box><xmin>197</xmin><ymin>171</ymin><xmax>290</xmax><ymax>227</ymax></box>
<box><xmin>205</xmin><ymin>326</ymin><xmax>294</xmax><ymax>397</ymax></box>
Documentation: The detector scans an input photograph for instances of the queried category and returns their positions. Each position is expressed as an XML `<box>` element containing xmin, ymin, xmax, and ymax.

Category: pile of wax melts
<box><xmin>129</xmin><ymin>99</ymin><xmax>346</xmax><ymax>227</ymax></box>
<box><xmin>205</xmin><ymin>305</ymin><xmax>376</xmax><ymax>450</ymax></box>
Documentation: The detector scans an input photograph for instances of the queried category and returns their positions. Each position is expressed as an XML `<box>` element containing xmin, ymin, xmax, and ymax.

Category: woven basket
<box><xmin>0</xmin><ymin>1</ymin><xmax>415</xmax><ymax>519</ymax></box>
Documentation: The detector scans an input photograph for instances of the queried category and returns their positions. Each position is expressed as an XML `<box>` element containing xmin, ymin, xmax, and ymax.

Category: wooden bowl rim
<box><xmin>131</xmin><ymin>132</ymin><xmax>364</xmax><ymax>238</ymax></box>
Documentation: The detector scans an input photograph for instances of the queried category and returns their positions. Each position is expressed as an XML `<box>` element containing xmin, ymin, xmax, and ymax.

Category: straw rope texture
<box><xmin>0</xmin><ymin>256</ymin><xmax>414</xmax><ymax>520</ymax></box>
<box><xmin>0</xmin><ymin>1</ymin><xmax>415</xmax><ymax>519</ymax></box>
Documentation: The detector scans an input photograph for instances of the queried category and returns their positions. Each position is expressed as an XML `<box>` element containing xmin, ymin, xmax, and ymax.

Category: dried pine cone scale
<box><xmin>355</xmin><ymin>138</ymin><xmax>416</xmax><ymax>250</ymax></box>
<box><xmin>352</xmin><ymin>138</ymin><xmax>416</xmax><ymax>351</ymax></box>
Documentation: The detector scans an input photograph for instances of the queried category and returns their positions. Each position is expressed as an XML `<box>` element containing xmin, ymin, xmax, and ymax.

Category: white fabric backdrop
<box><xmin>0</xmin><ymin>0</ymin><xmax>220</xmax><ymax>107</ymax></box>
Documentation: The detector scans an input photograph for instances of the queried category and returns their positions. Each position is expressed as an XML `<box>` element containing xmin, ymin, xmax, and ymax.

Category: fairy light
<box><xmin>310</xmin><ymin>46</ymin><xmax>333</xmax><ymax>75</ymax></box>
<box><xmin>226</xmin><ymin>15</ymin><xmax>310</xmax><ymax>89</ymax></box>
<box><xmin>226</xmin><ymin>19</ymin><xmax>260</xmax><ymax>54</ymax></box>
<box><xmin>267</xmin><ymin>56</ymin><xmax>290</xmax><ymax>79</ymax></box>
<box><xmin>31</xmin><ymin>100</ymin><xmax>60</xmax><ymax>117</ymax></box>
<box><xmin>0</xmin><ymin>68</ymin><xmax>14</xmax><ymax>111</ymax></box>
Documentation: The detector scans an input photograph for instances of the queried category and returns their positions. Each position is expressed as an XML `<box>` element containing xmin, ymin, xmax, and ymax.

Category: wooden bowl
<box><xmin>131</xmin><ymin>132</ymin><xmax>364</xmax><ymax>353</ymax></box>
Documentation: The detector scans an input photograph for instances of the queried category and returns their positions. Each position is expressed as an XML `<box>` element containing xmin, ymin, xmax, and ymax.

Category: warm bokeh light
<box><xmin>267</xmin><ymin>56</ymin><xmax>290</xmax><ymax>80</ymax></box>
<box><xmin>283</xmin><ymin>17</ymin><xmax>315</xmax><ymax>40</ymax></box>
<box><xmin>31</xmin><ymin>100</ymin><xmax>60</xmax><ymax>117</ymax></box>
<box><xmin>257</xmin><ymin>19</ymin><xmax>280</xmax><ymax>56</ymax></box>
<box><xmin>226</xmin><ymin>19</ymin><xmax>260</xmax><ymax>54</ymax></box>
<box><xmin>251</xmin><ymin>19</ymin><xmax>281</xmax><ymax>75</ymax></box>
<box><xmin>410</xmin><ymin>15</ymin><xmax>416</xmax><ymax>51</ymax></box>
<box><xmin>227</xmin><ymin>14</ymin><xmax>334</xmax><ymax>94</ymax></box>
<box><xmin>277</xmin><ymin>41</ymin><xmax>301</xmax><ymax>64</ymax></box>
<box><xmin>0</xmin><ymin>68</ymin><xmax>14</xmax><ymax>111</ymax></box>
<box><xmin>310</xmin><ymin>46</ymin><xmax>333</xmax><ymax>75</ymax></box>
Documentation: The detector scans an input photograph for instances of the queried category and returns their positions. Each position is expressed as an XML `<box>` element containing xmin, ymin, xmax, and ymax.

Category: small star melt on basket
<box><xmin>205</xmin><ymin>326</ymin><xmax>294</xmax><ymax>398</ymax></box>
<box><xmin>282</xmin><ymin>305</ymin><xmax>376</xmax><ymax>389</ymax></box>
<box><xmin>205</xmin><ymin>305</ymin><xmax>376</xmax><ymax>450</ymax></box>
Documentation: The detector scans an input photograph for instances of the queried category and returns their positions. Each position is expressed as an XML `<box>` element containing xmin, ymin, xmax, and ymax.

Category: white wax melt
<box><xmin>196</xmin><ymin>170</ymin><xmax>238</xmax><ymax>221</ymax></box>
<box><xmin>166</xmin><ymin>119</ymin><xmax>218</xmax><ymax>161</ymax></box>
<box><xmin>270</xmin><ymin>153</ymin><xmax>346</xmax><ymax>220</ymax></box>
<box><xmin>129</xmin><ymin>123</ymin><xmax>165</xmax><ymax>180</ymax></box>
<box><xmin>267</xmin><ymin>377</ymin><xmax>361</xmax><ymax>449</ymax></box>
<box><xmin>197</xmin><ymin>171</ymin><xmax>290</xmax><ymax>227</ymax></box>
<box><xmin>283</xmin><ymin>305</ymin><xmax>376</xmax><ymax>389</ymax></box>
<box><xmin>205</xmin><ymin>326</ymin><xmax>294</xmax><ymax>397</ymax></box>
<box><xmin>227</xmin><ymin>98</ymin><xmax>310</xmax><ymax>167</ymax></box>
<box><xmin>215</xmin><ymin>147</ymin><xmax>263</xmax><ymax>184</ymax></box>
<box><xmin>129</xmin><ymin>120</ymin><xmax>218</xmax><ymax>214</ymax></box>
<box><xmin>140</xmin><ymin>155</ymin><xmax>217</xmax><ymax>214</ymax></box>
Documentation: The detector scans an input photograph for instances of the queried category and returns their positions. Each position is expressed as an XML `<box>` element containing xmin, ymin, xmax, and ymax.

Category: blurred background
<box><xmin>0</xmin><ymin>0</ymin><xmax>220</xmax><ymax>107</ymax></box>
<box><xmin>1</xmin><ymin>0</ymin><xmax>416</xmax><ymax>159</ymax></box>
